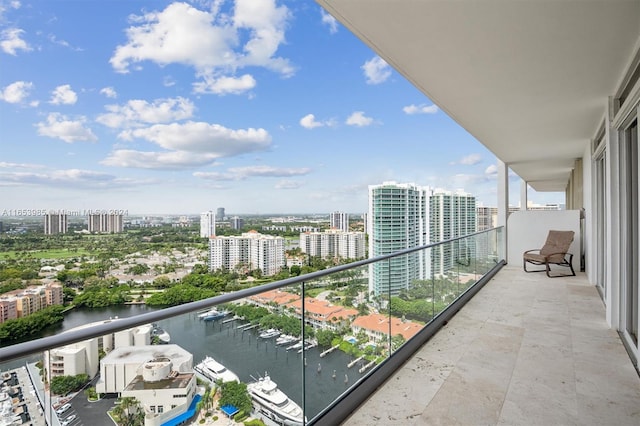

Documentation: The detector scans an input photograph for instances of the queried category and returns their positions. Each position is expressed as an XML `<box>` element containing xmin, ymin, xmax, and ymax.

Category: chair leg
<box><xmin>545</xmin><ymin>262</ymin><xmax>551</xmax><ymax>278</ymax></box>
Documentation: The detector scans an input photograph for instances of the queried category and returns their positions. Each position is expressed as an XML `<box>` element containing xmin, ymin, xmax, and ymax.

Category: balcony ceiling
<box><xmin>317</xmin><ymin>0</ymin><xmax>640</xmax><ymax>192</ymax></box>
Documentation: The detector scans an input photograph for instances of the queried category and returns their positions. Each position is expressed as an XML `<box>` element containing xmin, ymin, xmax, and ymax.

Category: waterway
<box><xmin>1</xmin><ymin>305</ymin><xmax>371</xmax><ymax>420</ymax></box>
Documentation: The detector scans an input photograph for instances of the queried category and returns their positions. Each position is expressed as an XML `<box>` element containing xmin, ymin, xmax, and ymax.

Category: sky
<box><xmin>0</xmin><ymin>0</ymin><xmax>564</xmax><ymax>216</ymax></box>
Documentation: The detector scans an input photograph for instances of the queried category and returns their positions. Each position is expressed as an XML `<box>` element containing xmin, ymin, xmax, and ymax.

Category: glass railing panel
<box><xmin>0</xmin><ymin>227</ymin><xmax>506</xmax><ymax>426</ymax></box>
<box><xmin>299</xmin><ymin>263</ymin><xmax>370</xmax><ymax>422</ymax></box>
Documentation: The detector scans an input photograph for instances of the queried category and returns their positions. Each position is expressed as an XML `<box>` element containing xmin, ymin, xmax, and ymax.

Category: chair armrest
<box><xmin>523</xmin><ymin>249</ymin><xmax>541</xmax><ymax>255</ymax></box>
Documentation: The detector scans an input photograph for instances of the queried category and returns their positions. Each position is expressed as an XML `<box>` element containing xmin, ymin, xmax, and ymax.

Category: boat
<box><xmin>275</xmin><ymin>335</ymin><xmax>298</xmax><ymax>346</ymax></box>
<box><xmin>259</xmin><ymin>328</ymin><xmax>281</xmax><ymax>339</ymax></box>
<box><xmin>151</xmin><ymin>324</ymin><xmax>171</xmax><ymax>343</ymax></box>
<box><xmin>194</xmin><ymin>356</ymin><xmax>239</xmax><ymax>383</ymax></box>
<box><xmin>247</xmin><ymin>373</ymin><xmax>306</xmax><ymax>426</ymax></box>
<box><xmin>201</xmin><ymin>309</ymin><xmax>228</xmax><ymax>321</ymax></box>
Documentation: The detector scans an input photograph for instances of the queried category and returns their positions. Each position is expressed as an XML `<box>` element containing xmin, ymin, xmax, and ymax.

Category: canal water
<box><xmin>2</xmin><ymin>305</ymin><xmax>370</xmax><ymax>420</ymax></box>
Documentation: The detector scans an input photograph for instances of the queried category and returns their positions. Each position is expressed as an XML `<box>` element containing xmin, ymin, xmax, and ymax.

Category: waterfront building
<box><xmin>46</xmin><ymin>320</ymin><xmax>152</xmax><ymax>380</ymax></box>
<box><xmin>330</xmin><ymin>211</ymin><xmax>350</xmax><ymax>232</ymax></box>
<box><xmin>43</xmin><ymin>213</ymin><xmax>67</xmax><ymax>235</ymax></box>
<box><xmin>87</xmin><ymin>213</ymin><xmax>123</xmax><ymax>233</ymax></box>
<box><xmin>209</xmin><ymin>231</ymin><xmax>285</xmax><ymax>276</ymax></box>
<box><xmin>299</xmin><ymin>229</ymin><xmax>365</xmax><ymax>260</ymax></box>
<box><xmin>286</xmin><ymin>298</ymin><xmax>358</xmax><ymax>331</ymax></box>
<box><xmin>97</xmin><ymin>345</ymin><xmax>197</xmax><ymax>426</ymax></box>
<box><xmin>248</xmin><ymin>289</ymin><xmax>300</xmax><ymax>309</ymax></box>
<box><xmin>368</xmin><ymin>182</ymin><xmax>432</xmax><ymax>297</ymax></box>
<box><xmin>199</xmin><ymin>211</ymin><xmax>216</xmax><ymax>238</ymax></box>
<box><xmin>0</xmin><ymin>299</ymin><xmax>17</xmax><ymax>324</ymax></box>
<box><xmin>1</xmin><ymin>283</ymin><xmax>63</xmax><ymax>320</ymax></box>
<box><xmin>429</xmin><ymin>189</ymin><xmax>477</xmax><ymax>276</ymax></box>
<box><xmin>351</xmin><ymin>313</ymin><xmax>422</xmax><ymax>343</ymax></box>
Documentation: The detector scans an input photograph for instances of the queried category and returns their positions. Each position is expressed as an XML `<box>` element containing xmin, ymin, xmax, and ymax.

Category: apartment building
<box><xmin>367</xmin><ymin>182</ymin><xmax>432</xmax><ymax>296</ymax></box>
<box><xmin>300</xmin><ymin>229</ymin><xmax>365</xmax><ymax>260</ymax></box>
<box><xmin>0</xmin><ymin>283</ymin><xmax>63</xmax><ymax>321</ymax></box>
<box><xmin>330</xmin><ymin>211</ymin><xmax>350</xmax><ymax>232</ymax></box>
<box><xmin>430</xmin><ymin>189</ymin><xmax>477</xmax><ymax>276</ymax></box>
<box><xmin>44</xmin><ymin>213</ymin><xmax>67</xmax><ymax>235</ymax></box>
<box><xmin>199</xmin><ymin>211</ymin><xmax>216</xmax><ymax>238</ymax></box>
<box><xmin>87</xmin><ymin>213</ymin><xmax>124</xmax><ymax>233</ymax></box>
<box><xmin>209</xmin><ymin>231</ymin><xmax>285</xmax><ymax>276</ymax></box>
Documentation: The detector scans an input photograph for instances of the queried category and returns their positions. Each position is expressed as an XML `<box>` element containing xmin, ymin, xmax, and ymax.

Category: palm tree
<box><xmin>111</xmin><ymin>396</ymin><xmax>144</xmax><ymax>426</ymax></box>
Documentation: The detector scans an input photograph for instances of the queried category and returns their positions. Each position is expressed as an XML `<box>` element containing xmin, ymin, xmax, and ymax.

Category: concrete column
<box><xmin>520</xmin><ymin>180</ymin><xmax>528</xmax><ymax>210</ymax></box>
<box><xmin>497</xmin><ymin>160</ymin><xmax>509</xmax><ymax>263</ymax></box>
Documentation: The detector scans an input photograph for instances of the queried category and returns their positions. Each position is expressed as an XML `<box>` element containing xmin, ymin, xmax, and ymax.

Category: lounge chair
<box><xmin>523</xmin><ymin>230</ymin><xmax>576</xmax><ymax>277</ymax></box>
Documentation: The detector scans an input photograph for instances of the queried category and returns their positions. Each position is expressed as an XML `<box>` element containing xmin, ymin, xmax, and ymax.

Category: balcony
<box><xmin>1</xmin><ymin>227</ymin><xmax>638</xmax><ymax>426</ymax></box>
<box><xmin>341</xmin><ymin>266</ymin><xmax>640</xmax><ymax>426</ymax></box>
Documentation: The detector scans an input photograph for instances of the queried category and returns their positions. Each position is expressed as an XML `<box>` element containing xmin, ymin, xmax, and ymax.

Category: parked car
<box><xmin>55</xmin><ymin>403</ymin><xmax>71</xmax><ymax>415</ymax></box>
<box><xmin>61</xmin><ymin>414</ymin><xmax>77</xmax><ymax>426</ymax></box>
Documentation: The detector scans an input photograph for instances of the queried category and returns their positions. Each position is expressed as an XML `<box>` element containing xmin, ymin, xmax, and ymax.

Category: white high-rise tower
<box><xmin>200</xmin><ymin>211</ymin><xmax>216</xmax><ymax>238</ymax></box>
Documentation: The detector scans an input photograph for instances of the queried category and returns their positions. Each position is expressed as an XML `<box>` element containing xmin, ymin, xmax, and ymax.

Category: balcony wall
<box><xmin>342</xmin><ymin>266</ymin><xmax>640</xmax><ymax>425</ymax></box>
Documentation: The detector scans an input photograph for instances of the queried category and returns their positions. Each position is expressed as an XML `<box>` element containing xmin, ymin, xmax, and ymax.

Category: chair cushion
<box><xmin>523</xmin><ymin>252</ymin><xmax>547</xmax><ymax>263</ymax></box>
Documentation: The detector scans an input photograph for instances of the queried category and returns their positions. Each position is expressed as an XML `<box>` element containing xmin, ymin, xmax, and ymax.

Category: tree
<box><xmin>111</xmin><ymin>397</ymin><xmax>144</xmax><ymax>426</ymax></box>
<box><xmin>218</xmin><ymin>381</ymin><xmax>252</xmax><ymax>414</ymax></box>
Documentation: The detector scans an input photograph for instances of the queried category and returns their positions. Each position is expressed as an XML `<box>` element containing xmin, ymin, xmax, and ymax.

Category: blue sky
<box><xmin>0</xmin><ymin>0</ymin><xmax>562</xmax><ymax>215</ymax></box>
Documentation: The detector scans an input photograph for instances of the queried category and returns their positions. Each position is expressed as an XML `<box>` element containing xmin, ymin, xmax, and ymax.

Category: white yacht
<box><xmin>259</xmin><ymin>328</ymin><xmax>281</xmax><ymax>339</ymax></box>
<box><xmin>194</xmin><ymin>356</ymin><xmax>239</xmax><ymax>383</ymax></box>
<box><xmin>247</xmin><ymin>373</ymin><xmax>306</xmax><ymax>426</ymax></box>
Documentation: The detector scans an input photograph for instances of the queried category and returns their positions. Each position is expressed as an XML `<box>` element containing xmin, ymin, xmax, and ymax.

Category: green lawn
<box><xmin>0</xmin><ymin>248</ymin><xmax>93</xmax><ymax>260</ymax></box>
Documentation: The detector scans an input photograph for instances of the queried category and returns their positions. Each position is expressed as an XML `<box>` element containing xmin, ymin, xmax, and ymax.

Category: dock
<box><xmin>358</xmin><ymin>360</ymin><xmax>376</xmax><ymax>373</ymax></box>
<box><xmin>347</xmin><ymin>356</ymin><xmax>364</xmax><ymax>368</ymax></box>
<box><xmin>319</xmin><ymin>344</ymin><xmax>340</xmax><ymax>358</ymax></box>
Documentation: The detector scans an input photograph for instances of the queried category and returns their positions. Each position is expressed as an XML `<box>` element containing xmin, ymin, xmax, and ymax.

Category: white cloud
<box><xmin>118</xmin><ymin>121</ymin><xmax>271</xmax><ymax>157</ymax></box>
<box><xmin>49</xmin><ymin>84</ymin><xmax>78</xmax><ymax>105</ymax></box>
<box><xmin>345</xmin><ymin>111</ymin><xmax>374</xmax><ymax>127</ymax></box>
<box><xmin>192</xmin><ymin>74</ymin><xmax>256</xmax><ymax>95</ymax></box>
<box><xmin>320</xmin><ymin>9</ymin><xmax>338</xmax><ymax>34</ymax></box>
<box><xmin>96</xmin><ymin>97</ymin><xmax>195</xmax><ymax>129</ymax></box>
<box><xmin>102</xmin><ymin>150</ymin><xmax>219</xmax><ymax>170</ymax></box>
<box><xmin>0</xmin><ymin>169</ymin><xmax>132</xmax><ymax>188</ymax></box>
<box><xmin>459</xmin><ymin>154</ymin><xmax>482</xmax><ymax>166</ymax></box>
<box><xmin>299</xmin><ymin>113</ymin><xmax>324</xmax><ymax>129</ymax></box>
<box><xmin>0</xmin><ymin>81</ymin><xmax>33</xmax><ymax>103</ymax></box>
<box><xmin>100</xmin><ymin>87</ymin><xmax>117</xmax><ymax>98</ymax></box>
<box><xmin>485</xmin><ymin>164</ymin><xmax>497</xmax><ymax>176</ymax></box>
<box><xmin>36</xmin><ymin>113</ymin><xmax>97</xmax><ymax>143</ymax></box>
<box><xmin>403</xmin><ymin>103</ymin><xmax>439</xmax><ymax>115</ymax></box>
<box><xmin>109</xmin><ymin>1</ymin><xmax>294</xmax><ymax>93</ymax></box>
<box><xmin>194</xmin><ymin>165</ymin><xmax>311</xmax><ymax>181</ymax></box>
<box><xmin>0</xmin><ymin>28</ymin><xmax>31</xmax><ymax>55</ymax></box>
<box><xmin>361</xmin><ymin>56</ymin><xmax>391</xmax><ymax>85</ymax></box>
<box><xmin>0</xmin><ymin>161</ymin><xmax>43</xmax><ymax>169</ymax></box>
<box><xmin>275</xmin><ymin>179</ymin><xmax>302</xmax><ymax>189</ymax></box>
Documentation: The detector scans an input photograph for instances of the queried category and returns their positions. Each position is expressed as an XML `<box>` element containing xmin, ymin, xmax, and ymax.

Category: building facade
<box><xmin>429</xmin><ymin>189</ymin><xmax>477</xmax><ymax>276</ymax></box>
<box><xmin>368</xmin><ymin>182</ymin><xmax>432</xmax><ymax>297</ymax></box>
<box><xmin>230</xmin><ymin>216</ymin><xmax>244</xmax><ymax>230</ymax></box>
<box><xmin>199</xmin><ymin>211</ymin><xmax>216</xmax><ymax>238</ymax></box>
<box><xmin>330</xmin><ymin>211</ymin><xmax>350</xmax><ymax>232</ymax></box>
<box><xmin>209</xmin><ymin>231</ymin><xmax>285</xmax><ymax>276</ymax></box>
<box><xmin>299</xmin><ymin>229</ymin><xmax>365</xmax><ymax>260</ymax></box>
<box><xmin>44</xmin><ymin>213</ymin><xmax>67</xmax><ymax>235</ymax></box>
<box><xmin>87</xmin><ymin>213</ymin><xmax>124</xmax><ymax>233</ymax></box>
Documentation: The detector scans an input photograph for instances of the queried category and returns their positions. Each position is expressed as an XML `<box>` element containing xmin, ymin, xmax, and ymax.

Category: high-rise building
<box><xmin>88</xmin><ymin>213</ymin><xmax>123</xmax><ymax>233</ymax></box>
<box><xmin>200</xmin><ymin>211</ymin><xmax>216</xmax><ymax>238</ymax></box>
<box><xmin>216</xmin><ymin>207</ymin><xmax>225</xmax><ymax>221</ymax></box>
<box><xmin>330</xmin><ymin>211</ymin><xmax>349</xmax><ymax>232</ymax></box>
<box><xmin>209</xmin><ymin>231</ymin><xmax>285</xmax><ymax>276</ymax></box>
<box><xmin>230</xmin><ymin>216</ymin><xmax>244</xmax><ymax>230</ymax></box>
<box><xmin>44</xmin><ymin>213</ymin><xmax>67</xmax><ymax>235</ymax></box>
<box><xmin>300</xmin><ymin>229</ymin><xmax>365</xmax><ymax>259</ymax></box>
<box><xmin>429</xmin><ymin>189</ymin><xmax>477</xmax><ymax>275</ymax></box>
<box><xmin>368</xmin><ymin>182</ymin><xmax>432</xmax><ymax>297</ymax></box>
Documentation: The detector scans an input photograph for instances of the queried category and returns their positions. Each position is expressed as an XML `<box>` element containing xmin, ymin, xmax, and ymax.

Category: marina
<box><xmin>1</xmin><ymin>304</ymin><xmax>373</xmax><ymax>423</ymax></box>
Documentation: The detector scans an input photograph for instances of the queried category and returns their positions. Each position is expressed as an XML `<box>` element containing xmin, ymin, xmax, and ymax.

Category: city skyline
<box><xmin>0</xmin><ymin>0</ymin><xmax>563</xmax><ymax>215</ymax></box>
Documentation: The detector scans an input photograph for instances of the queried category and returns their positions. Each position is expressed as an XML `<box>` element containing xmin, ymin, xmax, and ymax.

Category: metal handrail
<box><xmin>0</xmin><ymin>227</ymin><xmax>503</xmax><ymax>363</ymax></box>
